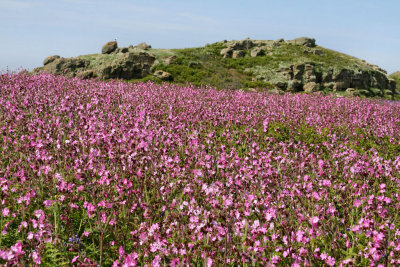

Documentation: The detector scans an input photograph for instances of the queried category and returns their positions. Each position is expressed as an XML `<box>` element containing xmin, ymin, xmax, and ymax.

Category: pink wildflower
<box><xmin>2</xmin><ymin>208</ymin><xmax>10</xmax><ymax>217</ymax></box>
<box><xmin>353</xmin><ymin>199</ymin><xmax>363</xmax><ymax>208</ymax></box>
<box><xmin>309</xmin><ymin>216</ymin><xmax>320</xmax><ymax>227</ymax></box>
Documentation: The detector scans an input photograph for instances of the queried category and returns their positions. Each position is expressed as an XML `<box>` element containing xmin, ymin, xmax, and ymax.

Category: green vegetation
<box><xmin>143</xmin><ymin>42</ymin><xmax>376</xmax><ymax>90</ymax></box>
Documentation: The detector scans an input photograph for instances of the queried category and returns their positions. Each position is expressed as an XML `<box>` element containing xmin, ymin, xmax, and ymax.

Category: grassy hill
<box><xmin>390</xmin><ymin>71</ymin><xmax>400</xmax><ymax>89</ymax></box>
<box><xmin>36</xmin><ymin>38</ymin><xmax>398</xmax><ymax>99</ymax></box>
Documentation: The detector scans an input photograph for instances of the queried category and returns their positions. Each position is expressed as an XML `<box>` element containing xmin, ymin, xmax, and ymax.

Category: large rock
<box><xmin>232</xmin><ymin>50</ymin><xmax>245</xmax><ymax>58</ymax></box>
<box><xmin>43</xmin><ymin>55</ymin><xmax>60</xmax><ymax>65</ymax></box>
<box><xmin>273</xmin><ymin>38</ymin><xmax>285</xmax><ymax>46</ymax></box>
<box><xmin>370</xmin><ymin>71</ymin><xmax>388</xmax><ymax>89</ymax></box>
<box><xmin>76</xmin><ymin>70</ymin><xmax>94</xmax><ymax>79</ymax></box>
<box><xmin>101</xmin><ymin>52</ymin><xmax>156</xmax><ymax>79</ymax></box>
<box><xmin>333</xmin><ymin>81</ymin><xmax>349</xmax><ymax>91</ymax></box>
<box><xmin>303</xmin><ymin>82</ymin><xmax>320</xmax><ymax>92</ymax></box>
<box><xmin>287</xmin><ymin>79</ymin><xmax>303</xmax><ymax>92</ymax></box>
<box><xmin>250</xmin><ymin>47</ymin><xmax>264</xmax><ymax>57</ymax></box>
<box><xmin>136</xmin><ymin>42</ymin><xmax>151</xmax><ymax>50</ymax></box>
<box><xmin>351</xmin><ymin>70</ymin><xmax>371</xmax><ymax>89</ymax></box>
<box><xmin>102</xmin><ymin>41</ymin><xmax>118</xmax><ymax>54</ymax></box>
<box><xmin>304</xmin><ymin>63</ymin><xmax>317</xmax><ymax>82</ymax></box>
<box><xmin>277</xmin><ymin>67</ymin><xmax>293</xmax><ymax>80</ymax></box>
<box><xmin>292</xmin><ymin>64</ymin><xmax>305</xmax><ymax>80</ymax></box>
<box><xmin>345</xmin><ymin>88</ymin><xmax>358</xmax><ymax>97</ymax></box>
<box><xmin>220</xmin><ymin>48</ymin><xmax>233</xmax><ymax>58</ymax></box>
<box><xmin>291</xmin><ymin>37</ymin><xmax>316</xmax><ymax>48</ymax></box>
<box><xmin>43</xmin><ymin>58</ymin><xmax>90</xmax><ymax>77</ymax></box>
<box><xmin>153</xmin><ymin>70</ymin><xmax>172</xmax><ymax>81</ymax></box>
<box><xmin>322</xmin><ymin>68</ymin><xmax>334</xmax><ymax>83</ymax></box>
<box><xmin>332</xmin><ymin>69</ymin><xmax>352</xmax><ymax>90</ymax></box>
<box><xmin>274</xmin><ymin>63</ymin><xmax>394</xmax><ymax>95</ymax></box>
<box><xmin>273</xmin><ymin>81</ymin><xmax>288</xmax><ymax>90</ymax></box>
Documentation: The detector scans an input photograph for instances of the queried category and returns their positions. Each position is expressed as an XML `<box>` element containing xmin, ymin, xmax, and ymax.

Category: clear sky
<box><xmin>1</xmin><ymin>0</ymin><xmax>399</xmax><ymax>74</ymax></box>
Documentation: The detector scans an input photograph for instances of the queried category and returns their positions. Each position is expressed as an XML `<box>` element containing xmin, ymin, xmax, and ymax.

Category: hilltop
<box><xmin>34</xmin><ymin>37</ymin><xmax>398</xmax><ymax>99</ymax></box>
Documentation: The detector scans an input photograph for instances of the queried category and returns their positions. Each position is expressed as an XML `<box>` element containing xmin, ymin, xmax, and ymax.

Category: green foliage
<box><xmin>243</xmin><ymin>80</ymin><xmax>275</xmax><ymax>90</ymax></box>
<box><xmin>0</xmin><ymin>220</ymin><xmax>20</xmax><ymax>248</ymax></box>
<box><xmin>263</xmin><ymin>121</ymin><xmax>400</xmax><ymax>159</ymax></box>
<box><xmin>41</xmin><ymin>242</ymin><xmax>70</xmax><ymax>267</ymax></box>
<box><xmin>349</xmin><ymin>128</ymin><xmax>400</xmax><ymax>159</ymax></box>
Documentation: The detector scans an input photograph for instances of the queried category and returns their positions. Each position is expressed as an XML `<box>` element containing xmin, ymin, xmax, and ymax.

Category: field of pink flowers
<box><xmin>1</xmin><ymin>72</ymin><xmax>400</xmax><ymax>266</ymax></box>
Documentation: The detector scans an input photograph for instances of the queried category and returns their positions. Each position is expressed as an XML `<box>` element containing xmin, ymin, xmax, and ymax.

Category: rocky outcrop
<box><xmin>76</xmin><ymin>70</ymin><xmax>94</xmax><ymax>79</ymax></box>
<box><xmin>251</xmin><ymin>47</ymin><xmax>264</xmax><ymax>57</ymax></box>
<box><xmin>153</xmin><ymin>70</ymin><xmax>172</xmax><ymax>81</ymax></box>
<box><xmin>43</xmin><ymin>58</ymin><xmax>90</xmax><ymax>77</ymax></box>
<box><xmin>271</xmin><ymin>63</ymin><xmax>396</xmax><ymax>95</ymax></box>
<box><xmin>41</xmin><ymin>51</ymin><xmax>156</xmax><ymax>80</ymax></box>
<box><xmin>220</xmin><ymin>39</ymin><xmax>257</xmax><ymax>58</ymax></box>
<box><xmin>116</xmin><ymin>47</ymin><xmax>129</xmax><ymax>53</ymax></box>
<box><xmin>232</xmin><ymin>50</ymin><xmax>245</xmax><ymax>58</ymax></box>
<box><xmin>101</xmin><ymin>52</ymin><xmax>156</xmax><ymax>79</ymax></box>
<box><xmin>43</xmin><ymin>55</ymin><xmax>60</xmax><ymax>65</ymax></box>
<box><xmin>290</xmin><ymin>37</ymin><xmax>316</xmax><ymax>48</ymax></box>
<box><xmin>102</xmin><ymin>41</ymin><xmax>118</xmax><ymax>54</ymax></box>
<box><xmin>303</xmin><ymin>82</ymin><xmax>320</xmax><ymax>92</ymax></box>
<box><xmin>220</xmin><ymin>48</ymin><xmax>233</xmax><ymax>58</ymax></box>
<box><xmin>36</xmin><ymin>38</ymin><xmax>397</xmax><ymax>98</ymax></box>
<box><xmin>220</xmin><ymin>37</ymin><xmax>317</xmax><ymax>59</ymax></box>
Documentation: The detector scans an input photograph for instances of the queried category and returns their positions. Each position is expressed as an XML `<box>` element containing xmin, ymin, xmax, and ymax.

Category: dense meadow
<box><xmin>1</xmin><ymin>72</ymin><xmax>400</xmax><ymax>266</ymax></box>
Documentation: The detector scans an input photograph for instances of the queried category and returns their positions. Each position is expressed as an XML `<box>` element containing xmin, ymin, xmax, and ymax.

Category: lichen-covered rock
<box><xmin>304</xmin><ymin>63</ymin><xmax>317</xmax><ymax>82</ymax></box>
<box><xmin>303</xmin><ymin>82</ymin><xmax>320</xmax><ymax>93</ymax></box>
<box><xmin>101</xmin><ymin>52</ymin><xmax>156</xmax><ymax>79</ymax></box>
<box><xmin>43</xmin><ymin>55</ymin><xmax>60</xmax><ymax>65</ymax></box>
<box><xmin>345</xmin><ymin>88</ymin><xmax>358</xmax><ymax>96</ymax></box>
<box><xmin>250</xmin><ymin>47</ymin><xmax>264</xmax><ymax>57</ymax></box>
<box><xmin>136</xmin><ymin>42</ymin><xmax>151</xmax><ymax>50</ymax></box>
<box><xmin>153</xmin><ymin>70</ymin><xmax>172</xmax><ymax>81</ymax></box>
<box><xmin>272</xmin><ymin>63</ymin><xmax>393</xmax><ymax>95</ymax></box>
<box><xmin>102</xmin><ymin>41</ymin><xmax>118</xmax><ymax>54</ymax></box>
<box><xmin>76</xmin><ymin>70</ymin><xmax>94</xmax><ymax>79</ymax></box>
<box><xmin>220</xmin><ymin>48</ymin><xmax>233</xmax><ymax>58</ymax></box>
<box><xmin>333</xmin><ymin>81</ymin><xmax>350</xmax><ymax>91</ymax></box>
<box><xmin>43</xmin><ymin>58</ymin><xmax>90</xmax><ymax>77</ymax></box>
<box><xmin>290</xmin><ymin>37</ymin><xmax>316</xmax><ymax>48</ymax></box>
<box><xmin>232</xmin><ymin>50</ymin><xmax>245</xmax><ymax>58</ymax></box>
<box><xmin>370</xmin><ymin>71</ymin><xmax>388</xmax><ymax>89</ymax></box>
<box><xmin>293</xmin><ymin>64</ymin><xmax>305</xmax><ymax>80</ymax></box>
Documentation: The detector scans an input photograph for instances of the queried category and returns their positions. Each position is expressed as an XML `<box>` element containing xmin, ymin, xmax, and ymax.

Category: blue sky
<box><xmin>1</xmin><ymin>0</ymin><xmax>399</xmax><ymax>73</ymax></box>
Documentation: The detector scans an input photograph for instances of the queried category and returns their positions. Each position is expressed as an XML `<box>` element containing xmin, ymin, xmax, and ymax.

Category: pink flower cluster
<box><xmin>0</xmin><ymin>72</ymin><xmax>400</xmax><ymax>265</ymax></box>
